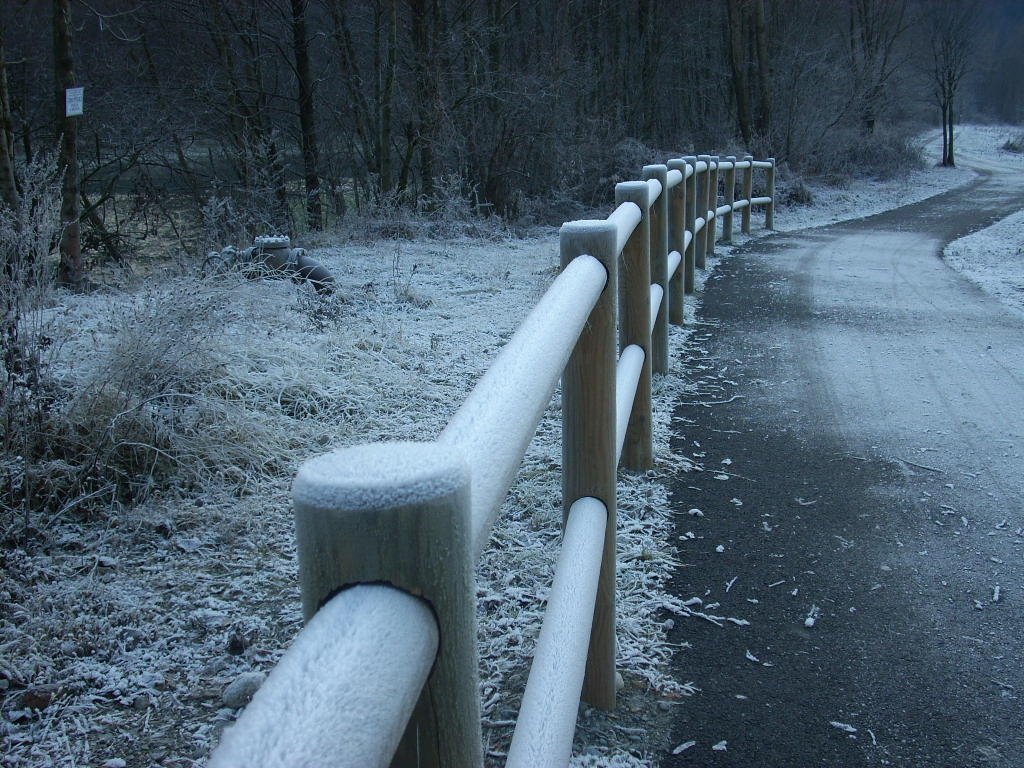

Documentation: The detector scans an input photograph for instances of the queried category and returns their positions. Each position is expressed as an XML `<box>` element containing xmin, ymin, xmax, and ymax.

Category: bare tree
<box><xmin>726</xmin><ymin>0</ymin><xmax>753</xmax><ymax>146</ymax></box>
<box><xmin>291</xmin><ymin>0</ymin><xmax>323</xmax><ymax>230</ymax></box>
<box><xmin>924</xmin><ymin>0</ymin><xmax>977</xmax><ymax>166</ymax></box>
<box><xmin>847</xmin><ymin>0</ymin><xmax>908</xmax><ymax>134</ymax></box>
<box><xmin>53</xmin><ymin>0</ymin><xmax>81</xmax><ymax>286</ymax></box>
<box><xmin>0</xmin><ymin>25</ymin><xmax>20</xmax><ymax>211</ymax></box>
<box><xmin>726</xmin><ymin>0</ymin><xmax>772</xmax><ymax>149</ymax></box>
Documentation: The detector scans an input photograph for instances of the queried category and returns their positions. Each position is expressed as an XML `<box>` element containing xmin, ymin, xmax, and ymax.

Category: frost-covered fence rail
<box><xmin>210</xmin><ymin>154</ymin><xmax>775</xmax><ymax>768</ymax></box>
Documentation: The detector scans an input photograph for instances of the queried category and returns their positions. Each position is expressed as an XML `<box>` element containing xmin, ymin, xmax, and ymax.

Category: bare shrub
<box><xmin>780</xmin><ymin>171</ymin><xmax>814</xmax><ymax>206</ymax></box>
<box><xmin>804</xmin><ymin>126</ymin><xmax>926</xmax><ymax>183</ymax></box>
<box><xmin>1</xmin><ymin>154</ymin><xmax>64</xmax><ymax>533</ymax></box>
<box><xmin>293</xmin><ymin>285</ymin><xmax>346</xmax><ymax>333</ymax></box>
<box><xmin>53</xmin><ymin>278</ymin><xmax>313</xmax><ymax>505</ymax></box>
<box><xmin>418</xmin><ymin>174</ymin><xmax>507</xmax><ymax>240</ymax></box>
<box><xmin>4</xmin><ymin>262</ymin><xmax>348</xmax><ymax>534</ymax></box>
<box><xmin>200</xmin><ymin>195</ymin><xmax>286</xmax><ymax>258</ymax></box>
<box><xmin>326</xmin><ymin>175</ymin><xmax>510</xmax><ymax>243</ymax></box>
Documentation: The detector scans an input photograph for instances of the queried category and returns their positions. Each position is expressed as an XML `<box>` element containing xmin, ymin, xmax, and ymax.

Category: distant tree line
<box><xmin>0</xmin><ymin>0</ymin><xmax>1020</xmax><ymax>281</ymax></box>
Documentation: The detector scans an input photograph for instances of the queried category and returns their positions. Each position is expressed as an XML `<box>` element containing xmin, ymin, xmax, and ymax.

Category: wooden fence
<box><xmin>209</xmin><ymin>154</ymin><xmax>776</xmax><ymax>768</ymax></box>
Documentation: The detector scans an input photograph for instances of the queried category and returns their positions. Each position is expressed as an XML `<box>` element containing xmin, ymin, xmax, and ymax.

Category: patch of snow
<box><xmin>943</xmin><ymin>208</ymin><xmax>1024</xmax><ymax>318</ymax></box>
<box><xmin>671</xmin><ymin>740</ymin><xmax>696</xmax><ymax>754</ymax></box>
<box><xmin>830</xmin><ymin>721</ymin><xmax>858</xmax><ymax>733</ymax></box>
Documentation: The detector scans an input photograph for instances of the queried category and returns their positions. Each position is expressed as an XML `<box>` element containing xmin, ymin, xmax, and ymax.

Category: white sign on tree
<box><xmin>65</xmin><ymin>87</ymin><xmax>84</xmax><ymax>117</ymax></box>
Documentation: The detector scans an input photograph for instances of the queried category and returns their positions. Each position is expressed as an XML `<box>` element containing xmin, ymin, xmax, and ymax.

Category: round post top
<box><xmin>294</xmin><ymin>441</ymin><xmax>468</xmax><ymax>514</ymax></box>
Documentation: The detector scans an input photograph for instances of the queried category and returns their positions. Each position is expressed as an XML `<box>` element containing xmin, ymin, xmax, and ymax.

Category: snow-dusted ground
<box><xmin>941</xmin><ymin>126</ymin><xmax>1024</xmax><ymax>317</ymax></box>
<box><xmin>3</xmin><ymin>124</ymin><xmax>1020</xmax><ymax>768</ymax></box>
<box><xmin>945</xmin><ymin>209</ymin><xmax>1024</xmax><ymax>317</ymax></box>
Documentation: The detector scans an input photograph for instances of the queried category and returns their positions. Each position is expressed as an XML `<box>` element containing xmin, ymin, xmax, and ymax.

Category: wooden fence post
<box><xmin>559</xmin><ymin>220</ymin><xmax>618</xmax><ymax>710</ymax></box>
<box><xmin>766</xmin><ymin>157</ymin><xmax>776</xmax><ymax>230</ymax></box>
<box><xmin>666</xmin><ymin>158</ymin><xmax>687</xmax><ymax>324</ymax></box>
<box><xmin>642</xmin><ymin>164</ymin><xmax>669</xmax><ymax>375</ymax></box>
<box><xmin>706</xmin><ymin>155</ymin><xmax>719</xmax><ymax>257</ymax></box>
<box><xmin>682</xmin><ymin>156</ymin><xmax>697</xmax><ymax>292</ymax></box>
<box><xmin>695</xmin><ymin>155</ymin><xmax>709</xmax><ymax>270</ymax></box>
<box><xmin>614</xmin><ymin>181</ymin><xmax>653</xmax><ymax>472</ymax></box>
<box><xmin>723</xmin><ymin>155</ymin><xmax>736</xmax><ymax>243</ymax></box>
<box><xmin>293</xmin><ymin>442</ymin><xmax>482</xmax><ymax>768</ymax></box>
<box><xmin>741</xmin><ymin>154</ymin><xmax>753</xmax><ymax>234</ymax></box>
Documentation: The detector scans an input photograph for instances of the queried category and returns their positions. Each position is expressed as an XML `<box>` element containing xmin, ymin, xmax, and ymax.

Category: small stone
<box><xmin>21</xmin><ymin>687</ymin><xmax>56</xmax><ymax>711</ymax></box>
<box><xmin>658</xmin><ymin>701</ymin><xmax>672</xmax><ymax>711</ymax></box>
<box><xmin>103</xmin><ymin>760</ymin><xmax>127</xmax><ymax>768</ymax></box>
<box><xmin>201</xmin><ymin>658</ymin><xmax>229</xmax><ymax>676</ymax></box>
<box><xmin>132</xmin><ymin>694</ymin><xmax>152</xmax><ymax>711</ymax></box>
<box><xmin>222</xmin><ymin>672</ymin><xmax>265</xmax><ymax>708</ymax></box>
<box><xmin>614</xmin><ymin>671</ymin><xmax>625</xmax><ymax>691</ymax></box>
<box><xmin>226</xmin><ymin>630</ymin><xmax>248</xmax><ymax>655</ymax></box>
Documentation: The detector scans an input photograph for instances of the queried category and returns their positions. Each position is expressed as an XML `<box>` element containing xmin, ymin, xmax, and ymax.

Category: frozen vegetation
<box><xmin>3</xmin><ymin>125</ymin><xmax>1022</xmax><ymax>767</ymax></box>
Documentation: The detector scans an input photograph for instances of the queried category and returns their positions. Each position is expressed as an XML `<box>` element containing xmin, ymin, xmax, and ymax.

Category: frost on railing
<box><xmin>438</xmin><ymin>254</ymin><xmax>607</xmax><ymax>557</ymax></box>
<box><xmin>506</xmin><ymin>497</ymin><xmax>607</xmax><ymax>768</ymax></box>
<box><xmin>208</xmin><ymin>149</ymin><xmax>776</xmax><ymax>768</ymax></box>
<box><xmin>210</xmin><ymin>585</ymin><xmax>437</xmax><ymax>768</ymax></box>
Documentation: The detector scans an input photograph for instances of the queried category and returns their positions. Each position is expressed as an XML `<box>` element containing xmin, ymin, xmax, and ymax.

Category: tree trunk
<box><xmin>753</xmin><ymin>0</ymin><xmax>772</xmax><ymax>140</ymax></box>
<box><xmin>946</xmin><ymin>101</ymin><xmax>955</xmax><ymax>167</ymax></box>
<box><xmin>409</xmin><ymin>0</ymin><xmax>438</xmax><ymax>200</ymax></box>
<box><xmin>374</xmin><ymin>0</ymin><xmax>398</xmax><ymax>196</ymax></box>
<box><xmin>290</xmin><ymin>0</ymin><xmax>323</xmax><ymax>231</ymax></box>
<box><xmin>726</xmin><ymin>0</ymin><xmax>753</xmax><ymax>147</ymax></box>
<box><xmin>327</xmin><ymin>0</ymin><xmax>374</xmax><ymax>188</ymax></box>
<box><xmin>0</xmin><ymin>28</ymin><xmax>20</xmax><ymax>211</ymax></box>
<box><xmin>940</xmin><ymin>100</ymin><xmax>949</xmax><ymax>165</ymax></box>
<box><xmin>54</xmin><ymin>0</ymin><xmax>81</xmax><ymax>287</ymax></box>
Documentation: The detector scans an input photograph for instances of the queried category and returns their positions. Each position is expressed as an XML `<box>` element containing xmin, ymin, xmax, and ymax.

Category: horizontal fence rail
<box><xmin>209</xmin><ymin>584</ymin><xmax>438</xmax><ymax>767</ymax></box>
<box><xmin>505</xmin><ymin>497</ymin><xmax>608</xmax><ymax>768</ymax></box>
<box><xmin>210</xmin><ymin>151</ymin><xmax>776</xmax><ymax>768</ymax></box>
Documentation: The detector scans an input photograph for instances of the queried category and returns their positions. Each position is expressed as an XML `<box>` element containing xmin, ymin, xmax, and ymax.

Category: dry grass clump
<box><xmin>2</xmin><ymin>267</ymin><xmax>362</xmax><ymax>538</ymax></box>
<box><xmin>312</xmin><ymin>175</ymin><xmax>513</xmax><ymax>244</ymax></box>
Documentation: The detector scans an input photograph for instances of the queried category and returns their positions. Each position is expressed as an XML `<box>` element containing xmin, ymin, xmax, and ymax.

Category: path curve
<box><xmin>663</xmin><ymin>156</ymin><xmax>1024</xmax><ymax>767</ymax></box>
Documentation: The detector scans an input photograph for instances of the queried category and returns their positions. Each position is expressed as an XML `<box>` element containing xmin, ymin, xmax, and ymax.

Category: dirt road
<box><xmin>663</xmin><ymin>158</ymin><xmax>1024</xmax><ymax>767</ymax></box>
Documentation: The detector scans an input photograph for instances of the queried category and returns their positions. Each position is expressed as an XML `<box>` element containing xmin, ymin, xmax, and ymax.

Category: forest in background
<box><xmin>0</xmin><ymin>0</ymin><xmax>1022</xmax><ymax>274</ymax></box>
